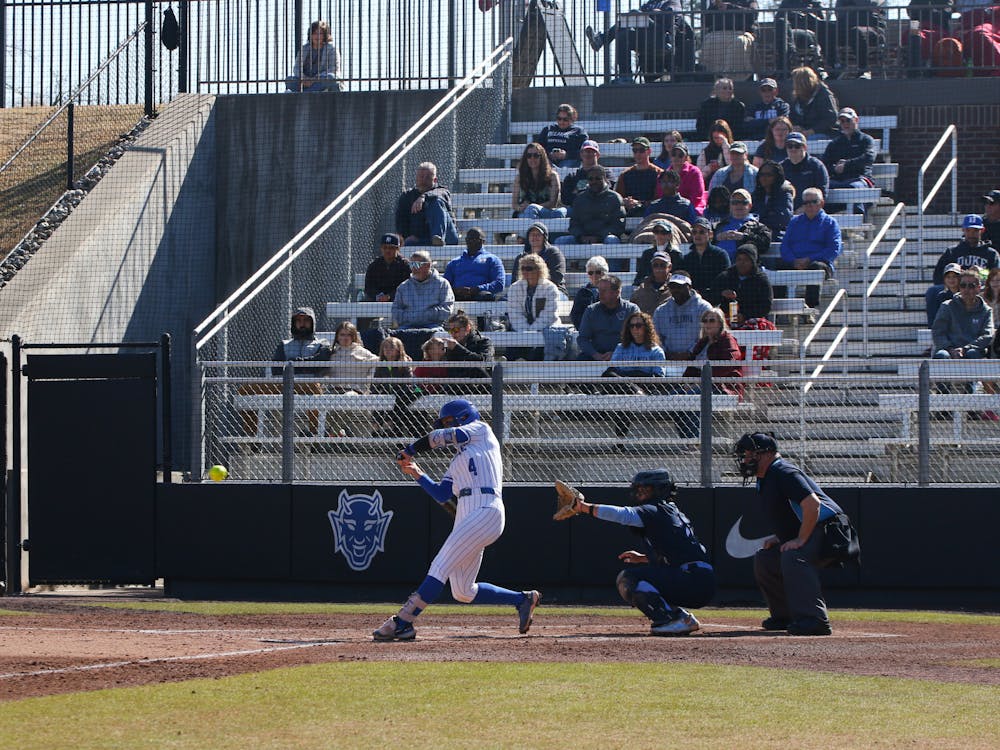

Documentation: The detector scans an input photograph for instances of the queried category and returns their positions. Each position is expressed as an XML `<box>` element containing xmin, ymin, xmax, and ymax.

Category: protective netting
<box><xmin>198</xmin><ymin>358</ymin><xmax>1000</xmax><ymax>486</ymax></box>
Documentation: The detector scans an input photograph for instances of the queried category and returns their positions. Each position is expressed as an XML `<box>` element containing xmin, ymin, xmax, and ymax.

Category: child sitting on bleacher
<box><xmin>371</xmin><ymin>337</ymin><xmax>419</xmax><ymax>438</ymax></box>
<box><xmin>413</xmin><ymin>337</ymin><xmax>449</xmax><ymax>394</ymax></box>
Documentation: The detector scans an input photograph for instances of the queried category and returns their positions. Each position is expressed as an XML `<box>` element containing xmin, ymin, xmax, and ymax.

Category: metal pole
<box><xmin>160</xmin><ymin>333</ymin><xmax>172</xmax><ymax>484</ymax></box>
<box><xmin>189</xmin><ymin>335</ymin><xmax>203</xmax><ymax>481</ymax></box>
<box><xmin>700</xmin><ymin>363</ymin><xmax>712</xmax><ymax>488</ymax></box>
<box><xmin>917</xmin><ymin>170</ymin><xmax>924</xmax><ymax>276</ymax></box>
<box><xmin>66</xmin><ymin>102</ymin><xmax>74</xmax><ymax>189</ymax></box>
<box><xmin>7</xmin><ymin>336</ymin><xmax>22</xmax><ymax>594</ymax></box>
<box><xmin>491</xmin><ymin>363</ymin><xmax>504</xmax><ymax>449</ymax></box>
<box><xmin>448</xmin><ymin>0</ymin><xmax>457</xmax><ymax>87</ymax></box>
<box><xmin>950</xmin><ymin>127</ymin><xmax>957</xmax><ymax>218</ymax></box>
<box><xmin>917</xmin><ymin>360</ymin><xmax>930</xmax><ymax>486</ymax></box>
<box><xmin>862</xmin><ymin>231</ymin><xmax>869</xmax><ymax>358</ymax></box>
<box><xmin>281</xmin><ymin>364</ymin><xmax>295</xmax><ymax>482</ymax></box>
<box><xmin>179</xmin><ymin>0</ymin><xmax>189</xmax><ymax>93</ymax></box>
<box><xmin>0</xmin><ymin>0</ymin><xmax>6</xmax><ymax>108</ymax></box>
<box><xmin>144</xmin><ymin>0</ymin><xmax>154</xmax><ymax>116</ymax></box>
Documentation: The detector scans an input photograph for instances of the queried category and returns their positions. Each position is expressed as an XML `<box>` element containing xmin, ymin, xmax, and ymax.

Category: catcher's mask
<box><xmin>434</xmin><ymin>398</ymin><xmax>480</xmax><ymax>429</ymax></box>
<box><xmin>734</xmin><ymin>432</ymin><xmax>778</xmax><ymax>481</ymax></box>
<box><xmin>630</xmin><ymin>468</ymin><xmax>676</xmax><ymax>501</ymax></box>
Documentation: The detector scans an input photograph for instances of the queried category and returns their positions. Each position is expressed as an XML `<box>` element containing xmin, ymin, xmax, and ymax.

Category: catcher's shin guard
<box><xmin>616</xmin><ymin>571</ymin><xmax>671</xmax><ymax>624</ymax></box>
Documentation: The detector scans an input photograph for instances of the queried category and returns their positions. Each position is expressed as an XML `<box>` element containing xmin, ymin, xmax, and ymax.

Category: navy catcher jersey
<box><xmin>634</xmin><ymin>501</ymin><xmax>710</xmax><ymax>566</ymax></box>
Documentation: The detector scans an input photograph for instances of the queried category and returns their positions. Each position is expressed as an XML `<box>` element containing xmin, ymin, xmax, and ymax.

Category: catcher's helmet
<box><xmin>434</xmin><ymin>398</ymin><xmax>480</xmax><ymax>429</ymax></box>
<box><xmin>630</xmin><ymin>468</ymin><xmax>675</xmax><ymax>494</ymax></box>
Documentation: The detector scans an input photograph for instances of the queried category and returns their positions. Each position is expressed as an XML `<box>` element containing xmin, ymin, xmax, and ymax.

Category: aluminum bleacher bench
<box><xmin>325</xmin><ymin>300</ymin><xmax>575</xmax><ymax>325</ymax></box>
<box><xmin>877</xmin><ymin>392</ymin><xmax>1000</xmax><ymax>440</ymax></box>
<box><xmin>508</xmin><ymin>118</ymin><xmax>698</xmax><ymax>140</ymax></box>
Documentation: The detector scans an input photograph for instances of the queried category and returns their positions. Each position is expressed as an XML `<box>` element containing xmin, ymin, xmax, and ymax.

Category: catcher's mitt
<box><xmin>553</xmin><ymin>480</ymin><xmax>584</xmax><ymax>521</ymax></box>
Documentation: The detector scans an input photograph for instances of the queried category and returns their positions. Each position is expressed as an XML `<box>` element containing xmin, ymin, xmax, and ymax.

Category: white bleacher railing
<box><xmin>861</xmin><ymin>201</ymin><xmax>907</xmax><ymax>358</ymax></box>
<box><xmin>916</xmin><ymin>124</ymin><xmax>958</xmax><ymax>271</ymax></box>
<box><xmin>193</xmin><ymin>39</ymin><xmax>513</xmax><ymax>352</ymax></box>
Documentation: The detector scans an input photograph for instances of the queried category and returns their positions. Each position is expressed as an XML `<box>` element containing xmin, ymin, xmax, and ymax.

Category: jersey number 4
<box><xmin>468</xmin><ymin>457</ymin><xmax>478</xmax><ymax>476</ymax></box>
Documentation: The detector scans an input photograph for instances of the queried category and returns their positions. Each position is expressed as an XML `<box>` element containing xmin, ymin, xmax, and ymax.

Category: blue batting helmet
<box><xmin>433</xmin><ymin>399</ymin><xmax>480</xmax><ymax>429</ymax></box>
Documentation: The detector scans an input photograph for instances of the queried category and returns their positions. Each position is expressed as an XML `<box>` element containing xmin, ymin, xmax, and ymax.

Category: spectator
<box><xmin>631</xmin><ymin>251</ymin><xmax>675</xmax><ymax>314</ymax></box>
<box><xmin>616</xmin><ymin>137</ymin><xmax>664</xmax><ymax>217</ymax></box>
<box><xmin>371</xmin><ymin>337</ymin><xmax>420</xmax><ymax>438</ymax></box>
<box><xmin>285</xmin><ymin>20</ymin><xmax>341</xmax><ymax>92</ymax></box>
<box><xmin>586</xmin><ymin>0</ymin><xmax>696</xmax><ymax>84</ymax></box>
<box><xmin>390</xmin><ymin>249</ymin><xmax>455</xmax><ymax>330</ymax></box>
<box><xmin>926</xmin><ymin>262</ymin><xmax>963</xmax><ymax>327</ymax></box>
<box><xmin>904</xmin><ymin>0</ymin><xmax>954</xmax><ymax>76</ymax></box>
<box><xmin>697</xmin><ymin>119</ymin><xmax>735</xmax><ymax>185</ymax></box>
<box><xmin>744</xmin><ymin>79</ymin><xmax>791</xmax><ymax>140</ymax></box>
<box><xmin>571</xmin><ymin>256</ymin><xmax>609</xmax><ymax>328</ymax></box>
<box><xmin>775</xmin><ymin>0</ymin><xmax>838</xmax><ymax>77</ymax></box>
<box><xmin>781</xmin><ymin>131</ymin><xmax>830</xmax><ymax>210</ymax></box>
<box><xmin>270</xmin><ymin>306</ymin><xmax>332</xmax><ymax>378</ymax></box>
<box><xmin>822</xmin><ymin>107</ymin><xmax>878</xmax><ymax>213</ymax></box>
<box><xmin>601</xmin><ymin>311</ymin><xmax>668</xmax><ymax>437</ymax></box>
<box><xmin>578</xmin><ymin>275</ymin><xmax>641</xmax><ymax>362</ymax></box>
<box><xmin>789</xmin><ymin>66</ymin><xmax>839</xmax><ymax>138</ymax></box>
<box><xmin>714</xmin><ymin>188</ymin><xmax>773</xmax><ymax>260</ymax></box>
<box><xmin>983</xmin><ymin>267</ymin><xmax>1000</xmax><ymax>326</ymax></box>
<box><xmin>957</xmin><ymin>0</ymin><xmax>1000</xmax><ymax>75</ymax></box>
<box><xmin>982</xmin><ymin>189</ymin><xmax>1000</xmax><ymax>246</ymax></box>
<box><xmin>442</xmin><ymin>311</ymin><xmax>494</xmax><ymax>383</ymax></box>
<box><xmin>443</xmin><ymin>227</ymin><xmax>505</xmax><ymax>302</ymax></box>
<box><xmin>395</xmin><ymin>162</ymin><xmax>459</xmax><ymax>246</ymax></box>
<box><xmin>512</xmin><ymin>143</ymin><xmax>566</xmax><ymax>220</ymax></box>
<box><xmin>506</xmin><ymin>255</ymin><xmax>571</xmax><ymax>361</ymax></box>
<box><xmin>752</xmin><ymin>160</ymin><xmax>795</xmax><ymax>239</ymax></box>
<box><xmin>753</xmin><ymin>115</ymin><xmax>794</xmax><ymax>167</ymax></box>
<box><xmin>835</xmin><ymin>0</ymin><xmax>886</xmax><ymax>79</ymax></box>
<box><xmin>329</xmin><ymin>321</ymin><xmax>380</xmax><ymax>394</ymax></box>
<box><xmin>413</xmin><ymin>337</ymin><xmax>449</xmax><ymax>393</ymax></box>
<box><xmin>665</xmin><ymin>142</ymin><xmax>707</xmax><ymax>215</ymax></box>
<box><xmin>696</xmin><ymin>78</ymin><xmax>747</xmax><ymax>140</ymax></box>
<box><xmin>632</xmin><ymin>221</ymin><xmax>684</xmax><ymax>286</ymax></box>
<box><xmin>364</xmin><ymin>233</ymin><xmax>410</xmax><ymax>301</ymax></box>
<box><xmin>513</xmin><ymin>222</ymin><xmax>568</xmax><ymax>296</ymax></box>
<box><xmin>778</xmin><ymin>187</ymin><xmax>842</xmax><ymax>307</ymax></box>
<box><xmin>558</xmin><ymin>168</ymin><xmax>626</xmax><ymax>245</ymax></box>
<box><xmin>704</xmin><ymin>186</ymin><xmax>733</xmax><ymax>224</ymax></box>
<box><xmin>646</xmin><ymin>169</ymin><xmax>698</xmax><ymax>223</ymax></box>
<box><xmin>561</xmin><ymin>140</ymin><xmax>612</xmax><ymax>213</ymax></box>
<box><xmin>925</xmin><ymin>214</ymin><xmax>1000</xmax><ymax>324</ymax></box>
<box><xmin>932</xmin><ymin>267</ymin><xmax>994</xmax><ymax>359</ymax></box>
<box><xmin>683</xmin><ymin>306</ymin><xmax>744</xmax><ymax>396</ymax></box>
<box><xmin>677</xmin><ymin>216</ymin><xmax>732</xmax><ymax>299</ymax></box>
<box><xmin>712</xmin><ymin>243</ymin><xmax>774</xmax><ymax>321</ymax></box>
<box><xmin>653</xmin><ymin>271</ymin><xmax>715</xmax><ymax>359</ymax></box>
<box><xmin>535</xmin><ymin>104</ymin><xmax>589</xmax><ymax>168</ymax></box>
<box><xmin>709</xmin><ymin>141</ymin><xmax>759</xmax><ymax>193</ymax></box>
<box><xmin>700</xmin><ymin>1</ymin><xmax>759</xmax><ymax>79</ymax></box>
<box><xmin>653</xmin><ymin>130</ymin><xmax>685</xmax><ymax>169</ymax></box>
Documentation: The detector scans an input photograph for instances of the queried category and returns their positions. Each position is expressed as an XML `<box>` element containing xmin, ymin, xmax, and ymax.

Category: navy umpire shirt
<box><xmin>756</xmin><ymin>458</ymin><xmax>842</xmax><ymax>542</ymax></box>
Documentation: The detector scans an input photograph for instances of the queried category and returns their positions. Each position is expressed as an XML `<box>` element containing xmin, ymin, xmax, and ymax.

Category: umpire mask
<box><xmin>734</xmin><ymin>432</ymin><xmax>777</xmax><ymax>483</ymax></box>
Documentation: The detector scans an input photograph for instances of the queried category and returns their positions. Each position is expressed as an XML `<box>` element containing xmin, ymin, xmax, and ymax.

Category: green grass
<box><xmin>952</xmin><ymin>658</ymin><xmax>1000</xmax><ymax>668</ymax></box>
<box><xmin>0</xmin><ymin>608</ymin><xmax>30</xmax><ymax>617</ymax></box>
<box><xmin>0</xmin><ymin>662</ymin><xmax>995</xmax><ymax>749</ymax></box>
<box><xmin>81</xmin><ymin>600</ymin><xmax>1000</xmax><ymax>625</ymax></box>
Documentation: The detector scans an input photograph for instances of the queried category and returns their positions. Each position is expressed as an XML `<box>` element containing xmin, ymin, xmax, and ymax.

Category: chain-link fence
<box><xmin>196</xmin><ymin>358</ymin><xmax>1000</xmax><ymax>486</ymax></box>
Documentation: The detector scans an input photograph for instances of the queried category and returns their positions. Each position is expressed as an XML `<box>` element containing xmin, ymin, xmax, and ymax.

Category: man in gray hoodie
<box><xmin>652</xmin><ymin>272</ymin><xmax>714</xmax><ymax>359</ymax></box>
<box><xmin>932</xmin><ymin>267</ymin><xmax>994</xmax><ymax>360</ymax></box>
<box><xmin>270</xmin><ymin>306</ymin><xmax>332</xmax><ymax>378</ymax></box>
<box><xmin>390</xmin><ymin>250</ymin><xmax>455</xmax><ymax>329</ymax></box>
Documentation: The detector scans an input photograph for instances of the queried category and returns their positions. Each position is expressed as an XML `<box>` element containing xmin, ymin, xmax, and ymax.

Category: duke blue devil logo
<box><xmin>328</xmin><ymin>489</ymin><xmax>394</xmax><ymax>571</ymax></box>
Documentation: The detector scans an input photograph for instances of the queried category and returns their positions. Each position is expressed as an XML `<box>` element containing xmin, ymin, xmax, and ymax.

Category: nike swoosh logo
<box><xmin>725</xmin><ymin>516</ymin><xmax>772</xmax><ymax>559</ymax></box>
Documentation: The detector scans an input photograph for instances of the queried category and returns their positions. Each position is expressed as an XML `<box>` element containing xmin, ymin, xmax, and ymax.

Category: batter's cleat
<box><xmin>517</xmin><ymin>590</ymin><xmax>541</xmax><ymax>634</ymax></box>
<box><xmin>650</xmin><ymin>609</ymin><xmax>700</xmax><ymax>636</ymax></box>
<box><xmin>372</xmin><ymin>615</ymin><xmax>416</xmax><ymax>642</ymax></box>
<box><xmin>787</xmin><ymin>617</ymin><xmax>832</xmax><ymax>636</ymax></box>
<box><xmin>761</xmin><ymin>616</ymin><xmax>791</xmax><ymax>631</ymax></box>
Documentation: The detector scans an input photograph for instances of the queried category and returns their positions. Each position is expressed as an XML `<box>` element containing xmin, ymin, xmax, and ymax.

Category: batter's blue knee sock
<box><xmin>416</xmin><ymin>576</ymin><xmax>445</xmax><ymax>607</ymax></box>
<box><xmin>471</xmin><ymin>582</ymin><xmax>524</xmax><ymax>606</ymax></box>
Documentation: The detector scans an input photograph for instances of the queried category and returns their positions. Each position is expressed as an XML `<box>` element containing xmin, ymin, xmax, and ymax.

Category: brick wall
<box><xmin>892</xmin><ymin>105</ymin><xmax>1000</xmax><ymax>215</ymax></box>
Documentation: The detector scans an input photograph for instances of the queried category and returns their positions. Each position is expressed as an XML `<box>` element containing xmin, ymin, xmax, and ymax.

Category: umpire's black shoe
<box><xmin>787</xmin><ymin>617</ymin><xmax>832</xmax><ymax>636</ymax></box>
<box><xmin>761</xmin><ymin>616</ymin><xmax>791</xmax><ymax>631</ymax></box>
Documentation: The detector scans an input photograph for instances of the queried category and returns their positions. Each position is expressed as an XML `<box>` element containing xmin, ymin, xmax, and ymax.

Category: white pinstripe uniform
<box><xmin>426</xmin><ymin>420</ymin><xmax>505</xmax><ymax>602</ymax></box>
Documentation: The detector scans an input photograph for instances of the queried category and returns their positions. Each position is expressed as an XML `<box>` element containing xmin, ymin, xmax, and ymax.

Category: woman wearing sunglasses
<box><xmin>512</xmin><ymin>144</ymin><xmax>566</xmax><ymax>220</ymax></box>
<box><xmin>534</xmin><ymin>104</ymin><xmax>589</xmax><ymax>168</ymax></box>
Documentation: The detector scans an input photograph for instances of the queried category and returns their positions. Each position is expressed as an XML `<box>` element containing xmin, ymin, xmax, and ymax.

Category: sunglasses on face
<box><xmin>587</xmin><ymin>269</ymin><xmax>604</xmax><ymax>276</ymax></box>
<box><xmin>731</xmin><ymin>199</ymin><xmax>749</xmax><ymax>205</ymax></box>
<box><xmin>787</xmin><ymin>143</ymin><xmax>804</xmax><ymax>149</ymax></box>
<box><xmin>447</xmin><ymin>325</ymin><xmax>465</xmax><ymax>333</ymax></box>
<box><xmin>959</xmin><ymin>282</ymin><xmax>980</xmax><ymax>289</ymax></box>
<box><xmin>521</xmin><ymin>266</ymin><xmax>540</xmax><ymax>272</ymax></box>
<box><xmin>409</xmin><ymin>260</ymin><xmax>430</xmax><ymax>268</ymax></box>
<box><xmin>802</xmin><ymin>199</ymin><xmax>820</xmax><ymax>205</ymax></box>
<box><xmin>632</xmin><ymin>147</ymin><xmax>648</xmax><ymax>153</ymax></box>
<box><xmin>652</xmin><ymin>262</ymin><xmax>669</xmax><ymax>269</ymax></box>
<box><xmin>525</xmin><ymin>152</ymin><xmax>541</xmax><ymax>159</ymax></box>
<box><xmin>628</xmin><ymin>321</ymin><xmax>646</xmax><ymax>328</ymax></box>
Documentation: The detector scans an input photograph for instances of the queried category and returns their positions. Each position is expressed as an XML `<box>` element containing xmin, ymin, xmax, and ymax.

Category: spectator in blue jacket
<box><xmin>535</xmin><ymin>104</ymin><xmax>589</xmax><ymax>168</ymax></box>
<box><xmin>743</xmin><ymin>78</ymin><xmax>791</xmax><ymax>139</ymax></box>
<box><xmin>645</xmin><ymin>169</ymin><xmax>698</xmax><ymax>223</ymax></box>
<box><xmin>443</xmin><ymin>227</ymin><xmax>505</xmax><ymax>301</ymax></box>
<box><xmin>578</xmin><ymin>275</ymin><xmax>640</xmax><ymax>362</ymax></box>
<box><xmin>822</xmin><ymin>107</ymin><xmax>878</xmax><ymax>213</ymax></box>
<box><xmin>752</xmin><ymin>160</ymin><xmax>795</xmax><ymax>240</ymax></box>
<box><xmin>778</xmin><ymin>187</ymin><xmax>842</xmax><ymax>307</ymax></box>
<box><xmin>781</xmin><ymin>131</ymin><xmax>829</xmax><ymax>211</ymax></box>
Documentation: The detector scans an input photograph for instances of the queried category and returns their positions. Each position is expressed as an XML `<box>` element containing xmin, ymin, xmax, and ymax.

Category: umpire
<box><xmin>735</xmin><ymin>432</ymin><xmax>845</xmax><ymax>636</ymax></box>
<box><xmin>567</xmin><ymin>469</ymin><xmax>715</xmax><ymax>636</ymax></box>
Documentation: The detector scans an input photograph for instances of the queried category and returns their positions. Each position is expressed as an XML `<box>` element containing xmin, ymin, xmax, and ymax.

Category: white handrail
<box><xmin>861</xmin><ymin>202</ymin><xmax>906</xmax><ymax>358</ymax></box>
<box><xmin>194</xmin><ymin>39</ymin><xmax>513</xmax><ymax>348</ymax></box>
<box><xmin>801</xmin><ymin>287</ymin><xmax>846</xmax><ymax>354</ymax></box>
<box><xmin>917</xmin><ymin>124</ymin><xmax>957</xmax><ymax>272</ymax></box>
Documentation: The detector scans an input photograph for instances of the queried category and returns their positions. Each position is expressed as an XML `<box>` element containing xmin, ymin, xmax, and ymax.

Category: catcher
<box><xmin>554</xmin><ymin>469</ymin><xmax>715</xmax><ymax>636</ymax></box>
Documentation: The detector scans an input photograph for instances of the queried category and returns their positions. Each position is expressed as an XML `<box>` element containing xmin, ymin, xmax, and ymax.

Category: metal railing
<box><xmin>861</xmin><ymin>201</ymin><xmax>907</xmax><ymax>358</ymax></box>
<box><xmin>917</xmin><ymin>124</ymin><xmax>958</xmax><ymax>270</ymax></box>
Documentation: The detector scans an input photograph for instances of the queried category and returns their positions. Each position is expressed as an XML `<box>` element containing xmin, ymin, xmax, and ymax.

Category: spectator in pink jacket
<box><xmin>665</xmin><ymin>142</ymin><xmax>707</xmax><ymax>215</ymax></box>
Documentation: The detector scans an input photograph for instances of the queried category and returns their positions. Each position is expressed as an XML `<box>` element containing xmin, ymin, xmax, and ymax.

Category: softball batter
<box><xmin>373</xmin><ymin>398</ymin><xmax>540</xmax><ymax>641</ymax></box>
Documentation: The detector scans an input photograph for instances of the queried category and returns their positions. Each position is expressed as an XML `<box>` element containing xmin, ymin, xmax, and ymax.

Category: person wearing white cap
<box><xmin>780</xmin><ymin>131</ymin><xmax>829</xmax><ymax>211</ymax></box>
<box><xmin>743</xmin><ymin>78</ymin><xmax>790</xmax><ymax>140</ymax></box>
<box><xmin>652</xmin><ymin>271</ymin><xmax>714</xmax><ymax>360</ymax></box>
<box><xmin>821</xmin><ymin>108</ymin><xmax>878</xmax><ymax>210</ymax></box>
<box><xmin>561</xmin><ymin>140</ymin><xmax>611</xmax><ymax>213</ymax></box>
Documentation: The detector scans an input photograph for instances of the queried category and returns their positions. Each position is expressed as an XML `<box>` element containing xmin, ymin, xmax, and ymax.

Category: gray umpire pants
<box><xmin>753</xmin><ymin>524</ymin><xmax>829</xmax><ymax>623</ymax></box>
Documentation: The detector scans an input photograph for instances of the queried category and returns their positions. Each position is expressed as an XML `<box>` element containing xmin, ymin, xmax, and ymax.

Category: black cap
<box><xmin>380</xmin><ymin>233</ymin><xmax>401</xmax><ymax>247</ymax></box>
<box><xmin>692</xmin><ymin>217</ymin><xmax>713</xmax><ymax>231</ymax></box>
<box><xmin>735</xmin><ymin>432</ymin><xmax>778</xmax><ymax>454</ymax></box>
<box><xmin>983</xmin><ymin>190</ymin><xmax>1000</xmax><ymax>204</ymax></box>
